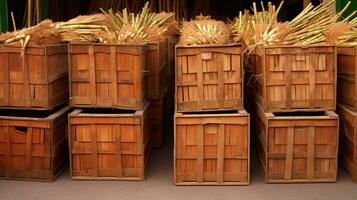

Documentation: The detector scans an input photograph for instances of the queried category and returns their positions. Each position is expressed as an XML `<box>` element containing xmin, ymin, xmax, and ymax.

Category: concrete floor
<box><xmin>1</xmin><ymin>145</ymin><xmax>357</xmax><ymax>200</ymax></box>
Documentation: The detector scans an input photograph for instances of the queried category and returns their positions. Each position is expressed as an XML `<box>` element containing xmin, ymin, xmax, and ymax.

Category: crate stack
<box><xmin>336</xmin><ymin>46</ymin><xmax>357</xmax><ymax>181</ymax></box>
<box><xmin>67</xmin><ymin>42</ymin><xmax>151</xmax><ymax>180</ymax></box>
<box><xmin>0</xmin><ymin>44</ymin><xmax>71</xmax><ymax>182</ymax></box>
<box><xmin>174</xmin><ymin>44</ymin><xmax>250</xmax><ymax>185</ymax></box>
<box><xmin>249</xmin><ymin>45</ymin><xmax>339</xmax><ymax>183</ymax></box>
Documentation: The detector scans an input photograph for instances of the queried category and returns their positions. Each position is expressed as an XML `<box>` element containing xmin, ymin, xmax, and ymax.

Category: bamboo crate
<box><xmin>68</xmin><ymin>103</ymin><xmax>151</xmax><ymax>180</ymax></box>
<box><xmin>337</xmin><ymin>46</ymin><xmax>357</xmax><ymax>112</ymax></box>
<box><xmin>0</xmin><ymin>105</ymin><xmax>71</xmax><ymax>182</ymax></box>
<box><xmin>174</xmin><ymin>110</ymin><xmax>250</xmax><ymax>185</ymax></box>
<box><xmin>251</xmin><ymin>45</ymin><xmax>337</xmax><ymax>112</ymax></box>
<box><xmin>147</xmin><ymin>40</ymin><xmax>169</xmax><ymax>99</ymax></box>
<box><xmin>255</xmin><ymin>103</ymin><xmax>339</xmax><ymax>183</ymax></box>
<box><xmin>337</xmin><ymin>104</ymin><xmax>357</xmax><ymax>181</ymax></box>
<box><xmin>69</xmin><ymin>43</ymin><xmax>147</xmax><ymax>110</ymax></box>
<box><xmin>149</xmin><ymin>90</ymin><xmax>169</xmax><ymax>149</ymax></box>
<box><xmin>0</xmin><ymin>44</ymin><xmax>69</xmax><ymax>110</ymax></box>
<box><xmin>175</xmin><ymin>44</ymin><xmax>243</xmax><ymax>113</ymax></box>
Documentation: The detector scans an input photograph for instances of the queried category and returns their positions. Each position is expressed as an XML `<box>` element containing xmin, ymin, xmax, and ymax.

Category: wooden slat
<box><xmin>4</xmin><ymin>124</ymin><xmax>11</xmax><ymax>177</ymax></box>
<box><xmin>216</xmin><ymin>124</ymin><xmax>225</xmax><ymax>183</ymax></box>
<box><xmin>217</xmin><ymin>56</ymin><xmax>224</xmax><ymax>108</ymax></box>
<box><xmin>284</xmin><ymin>127</ymin><xmax>294</xmax><ymax>180</ymax></box>
<box><xmin>88</xmin><ymin>45</ymin><xmax>97</xmax><ymax>105</ymax></box>
<box><xmin>309</xmin><ymin>54</ymin><xmax>316</xmax><ymax>108</ymax></box>
<box><xmin>90</xmin><ymin>124</ymin><xmax>98</xmax><ymax>178</ymax></box>
<box><xmin>2</xmin><ymin>53</ymin><xmax>9</xmax><ymax>105</ymax></box>
<box><xmin>196</xmin><ymin>125</ymin><xmax>204</xmax><ymax>183</ymax></box>
<box><xmin>25</xmin><ymin>127</ymin><xmax>33</xmax><ymax>178</ymax></box>
<box><xmin>114</xmin><ymin>125</ymin><xmax>123</xmax><ymax>177</ymax></box>
<box><xmin>307</xmin><ymin>127</ymin><xmax>315</xmax><ymax>179</ymax></box>
<box><xmin>110</xmin><ymin>46</ymin><xmax>118</xmax><ymax>106</ymax></box>
<box><xmin>22</xmin><ymin>52</ymin><xmax>31</xmax><ymax>107</ymax></box>
<box><xmin>196</xmin><ymin>55</ymin><xmax>204</xmax><ymax>110</ymax></box>
<box><xmin>285</xmin><ymin>54</ymin><xmax>292</xmax><ymax>109</ymax></box>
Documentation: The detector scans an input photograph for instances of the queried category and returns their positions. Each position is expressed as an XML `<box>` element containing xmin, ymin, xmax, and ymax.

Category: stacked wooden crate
<box><xmin>174</xmin><ymin>44</ymin><xmax>250</xmax><ymax>185</ymax></box>
<box><xmin>67</xmin><ymin>37</ymin><xmax>175</xmax><ymax>180</ymax></box>
<box><xmin>68</xmin><ymin>42</ymin><xmax>150</xmax><ymax>180</ymax></box>
<box><xmin>249</xmin><ymin>45</ymin><xmax>339</xmax><ymax>183</ymax></box>
<box><xmin>336</xmin><ymin>46</ymin><xmax>357</xmax><ymax>181</ymax></box>
<box><xmin>0</xmin><ymin>44</ymin><xmax>71</xmax><ymax>182</ymax></box>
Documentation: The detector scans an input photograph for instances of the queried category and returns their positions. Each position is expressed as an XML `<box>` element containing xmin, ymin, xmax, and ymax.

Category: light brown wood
<box><xmin>0</xmin><ymin>44</ymin><xmax>69</xmax><ymax>110</ymax></box>
<box><xmin>68</xmin><ymin>103</ymin><xmax>151</xmax><ymax>180</ymax></box>
<box><xmin>69</xmin><ymin>43</ymin><xmax>147</xmax><ymax>110</ymax></box>
<box><xmin>175</xmin><ymin>44</ymin><xmax>243</xmax><ymax>112</ymax></box>
<box><xmin>174</xmin><ymin>111</ymin><xmax>250</xmax><ymax>185</ymax></box>
<box><xmin>0</xmin><ymin>105</ymin><xmax>71</xmax><ymax>182</ymax></box>
<box><xmin>337</xmin><ymin>104</ymin><xmax>357</xmax><ymax>181</ymax></box>
<box><xmin>251</xmin><ymin>45</ymin><xmax>337</xmax><ymax>112</ymax></box>
<box><xmin>337</xmin><ymin>46</ymin><xmax>357</xmax><ymax>112</ymax></box>
<box><xmin>255</xmin><ymin>103</ymin><xmax>339</xmax><ymax>183</ymax></box>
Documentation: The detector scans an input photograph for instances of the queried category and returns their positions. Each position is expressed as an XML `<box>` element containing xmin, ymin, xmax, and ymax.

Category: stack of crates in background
<box><xmin>67</xmin><ymin>36</ymin><xmax>176</xmax><ymax>180</ymax></box>
<box><xmin>0</xmin><ymin>44</ymin><xmax>71</xmax><ymax>182</ymax></box>
<box><xmin>336</xmin><ymin>46</ymin><xmax>357</xmax><ymax>181</ymax></box>
<box><xmin>249</xmin><ymin>45</ymin><xmax>339</xmax><ymax>183</ymax></box>
<box><xmin>174</xmin><ymin>44</ymin><xmax>250</xmax><ymax>185</ymax></box>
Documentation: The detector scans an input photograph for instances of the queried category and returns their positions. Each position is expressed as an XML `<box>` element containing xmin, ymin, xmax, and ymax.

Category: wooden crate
<box><xmin>149</xmin><ymin>91</ymin><xmax>169</xmax><ymax>149</ymax></box>
<box><xmin>147</xmin><ymin>40</ymin><xmax>169</xmax><ymax>99</ymax></box>
<box><xmin>68</xmin><ymin>103</ymin><xmax>151</xmax><ymax>180</ymax></box>
<box><xmin>69</xmin><ymin>43</ymin><xmax>147</xmax><ymax>110</ymax></box>
<box><xmin>337</xmin><ymin>104</ymin><xmax>357</xmax><ymax>181</ymax></box>
<box><xmin>0</xmin><ymin>44</ymin><xmax>69</xmax><ymax>110</ymax></box>
<box><xmin>251</xmin><ymin>45</ymin><xmax>336</xmax><ymax>112</ymax></box>
<box><xmin>337</xmin><ymin>46</ymin><xmax>357</xmax><ymax>112</ymax></box>
<box><xmin>175</xmin><ymin>44</ymin><xmax>243</xmax><ymax>112</ymax></box>
<box><xmin>174</xmin><ymin>110</ymin><xmax>250</xmax><ymax>185</ymax></box>
<box><xmin>0</xmin><ymin>105</ymin><xmax>71</xmax><ymax>182</ymax></box>
<box><xmin>255</xmin><ymin>103</ymin><xmax>339</xmax><ymax>183</ymax></box>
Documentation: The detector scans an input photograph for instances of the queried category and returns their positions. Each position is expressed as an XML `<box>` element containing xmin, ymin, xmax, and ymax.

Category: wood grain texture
<box><xmin>251</xmin><ymin>45</ymin><xmax>336</xmax><ymax>112</ymax></box>
<box><xmin>69</xmin><ymin>43</ymin><xmax>147</xmax><ymax>110</ymax></box>
<box><xmin>174</xmin><ymin>110</ymin><xmax>250</xmax><ymax>185</ymax></box>
<box><xmin>255</xmin><ymin>103</ymin><xmax>339</xmax><ymax>183</ymax></box>
<box><xmin>0</xmin><ymin>106</ymin><xmax>71</xmax><ymax>182</ymax></box>
<box><xmin>337</xmin><ymin>104</ymin><xmax>357</xmax><ymax>181</ymax></box>
<box><xmin>0</xmin><ymin>44</ymin><xmax>69</xmax><ymax>110</ymax></box>
<box><xmin>68</xmin><ymin>103</ymin><xmax>151</xmax><ymax>180</ymax></box>
<box><xmin>337</xmin><ymin>46</ymin><xmax>357</xmax><ymax>112</ymax></box>
<box><xmin>175</xmin><ymin>44</ymin><xmax>243</xmax><ymax>112</ymax></box>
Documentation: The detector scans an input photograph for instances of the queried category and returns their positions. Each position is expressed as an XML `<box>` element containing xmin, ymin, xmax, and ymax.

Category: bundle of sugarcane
<box><xmin>102</xmin><ymin>2</ymin><xmax>176</xmax><ymax>44</ymax></box>
<box><xmin>230</xmin><ymin>10</ymin><xmax>251</xmax><ymax>43</ymax></box>
<box><xmin>54</xmin><ymin>14</ymin><xmax>116</xmax><ymax>43</ymax></box>
<box><xmin>282</xmin><ymin>1</ymin><xmax>352</xmax><ymax>45</ymax></box>
<box><xmin>238</xmin><ymin>1</ymin><xmax>284</xmax><ymax>51</ymax></box>
<box><xmin>179</xmin><ymin>15</ymin><xmax>230</xmax><ymax>45</ymax></box>
<box><xmin>0</xmin><ymin>19</ymin><xmax>62</xmax><ymax>47</ymax></box>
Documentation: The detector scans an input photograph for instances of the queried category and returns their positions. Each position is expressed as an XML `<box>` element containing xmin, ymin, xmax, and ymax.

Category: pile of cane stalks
<box><xmin>0</xmin><ymin>1</ymin><xmax>179</xmax><ymax>48</ymax></box>
<box><xmin>230</xmin><ymin>0</ymin><xmax>357</xmax><ymax>51</ymax></box>
<box><xmin>179</xmin><ymin>15</ymin><xmax>231</xmax><ymax>45</ymax></box>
